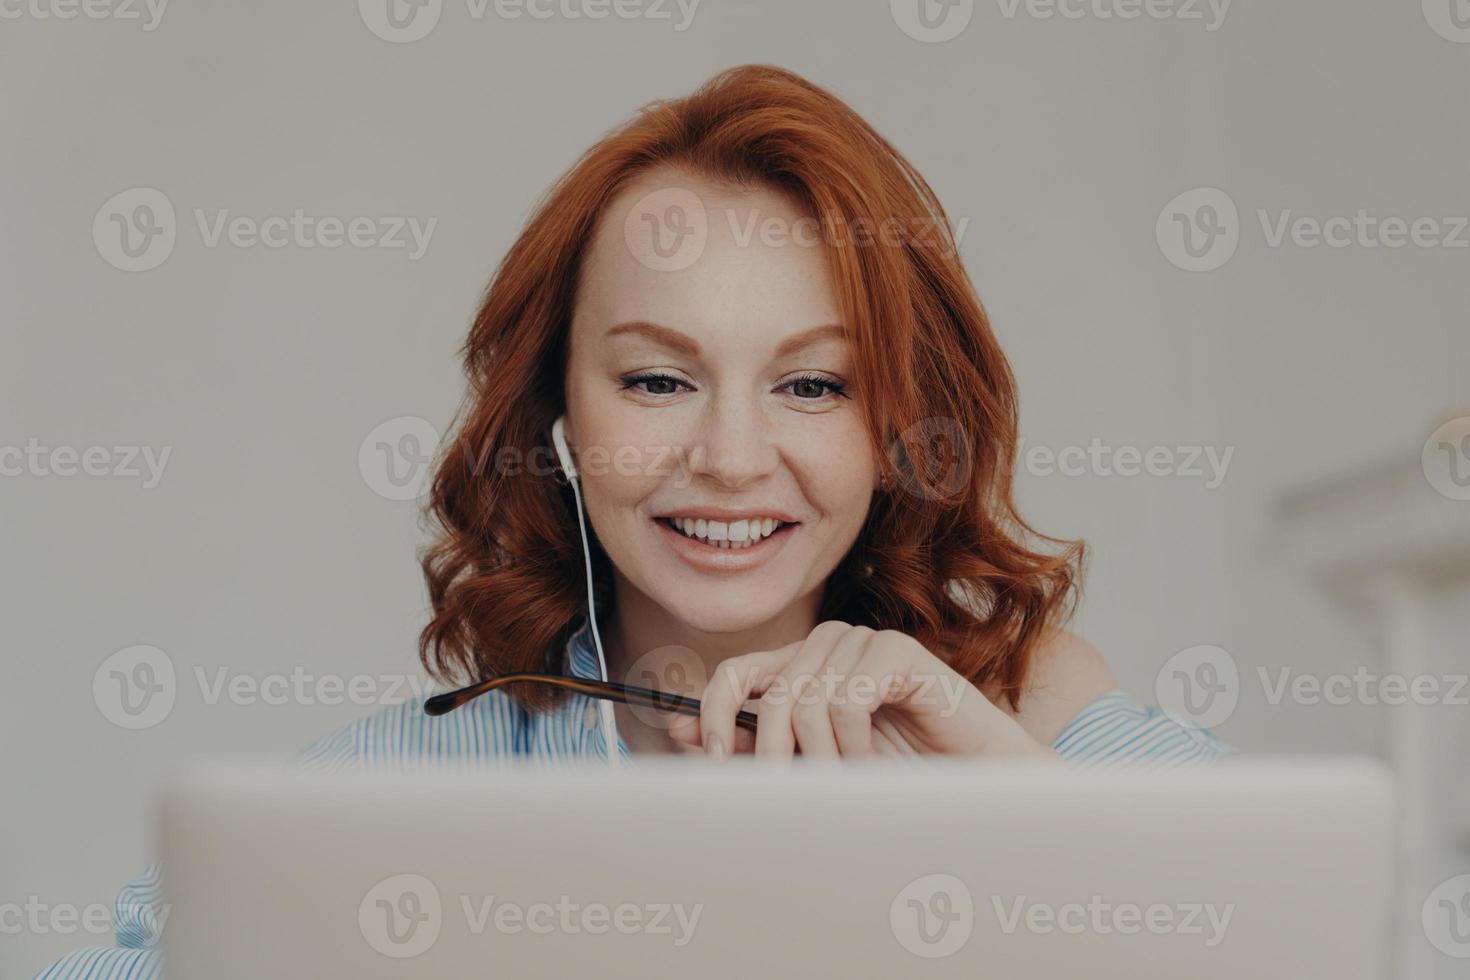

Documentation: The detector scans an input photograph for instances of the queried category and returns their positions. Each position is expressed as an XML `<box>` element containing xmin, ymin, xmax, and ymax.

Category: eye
<box><xmin>781</xmin><ymin>373</ymin><xmax>850</xmax><ymax>401</ymax></box>
<box><xmin>619</xmin><ymin>371</ymin><xmax>851</xmax><ymax>402</ymax></box>
<box><xmin>620</xmin><ymin>372</ymin><xmax>693</xmax><ymax>397</ymax></box>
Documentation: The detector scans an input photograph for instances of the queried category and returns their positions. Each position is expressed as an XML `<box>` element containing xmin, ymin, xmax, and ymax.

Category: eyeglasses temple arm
<box><xmin>424</xmin><ymin>674</ymin><xmax>759</xmax><ymax>732</ymax></box>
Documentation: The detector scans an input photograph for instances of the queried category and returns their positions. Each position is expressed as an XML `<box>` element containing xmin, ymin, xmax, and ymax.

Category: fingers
<box><xmin>664</xmin><ymin>712</ymin><xmax>701</xmax><ymax>748</ymax></box>
<box><xmin>694</xmin><ymin>623</ymin><xmax>932</xmax><ymax>762</ymax></box>
<box><xmin>666</xmin><ymin>706</ymin><xmax>757</xmax><ymax>754</ymax></box>
<box><xmin>791</xmin><ymin>625</ymin><xmax>872</xmax><ymax>759</ymax></box>
<box><xmin>832</xmin><ymin>630</ymin><xmax>924</xmax><ymax>757</ymax></box>
<box><xmin>755</xmin><ymin>621</ymin><xmax>850</xmax><ymax>760</ymax></box>
<box><xmin>699</xmin><ymin>643</ymin><xmax>799</xmax><ymax>761</ymax></box>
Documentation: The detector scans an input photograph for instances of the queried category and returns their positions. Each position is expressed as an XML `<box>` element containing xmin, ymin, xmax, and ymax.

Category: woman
<box><xmin>39</xmin><ymin>64</ymin><xmax>1227</xmax><ymax>980</ymax></box>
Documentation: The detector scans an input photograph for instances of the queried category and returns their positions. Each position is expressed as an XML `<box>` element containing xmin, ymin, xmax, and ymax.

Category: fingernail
<box><xmin>705</xmin><ymin>733</ymin><xmax>726</xmax><ymax>762</ymax></box>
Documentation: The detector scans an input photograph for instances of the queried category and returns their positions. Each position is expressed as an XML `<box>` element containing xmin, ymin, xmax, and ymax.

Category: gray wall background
<box><xmin>3</xmin><ymin>1</ymin><xmax>1467</xmax><ymax>975</ymax></box>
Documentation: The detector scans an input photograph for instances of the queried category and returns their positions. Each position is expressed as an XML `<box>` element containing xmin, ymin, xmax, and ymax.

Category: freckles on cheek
<box><xmin>578</xmin><ymin>443</ymin><xmax>684</xmax><ymax>485</ymax></box>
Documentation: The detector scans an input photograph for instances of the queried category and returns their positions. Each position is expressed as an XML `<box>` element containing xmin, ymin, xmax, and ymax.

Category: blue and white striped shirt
<box><xmin>34</xmin><ymin>621</ymin><xmax>1230</xmax><ymax>979</ymax></box>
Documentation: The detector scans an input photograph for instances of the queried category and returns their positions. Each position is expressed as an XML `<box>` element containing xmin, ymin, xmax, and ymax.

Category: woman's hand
<box><xmin>666</xmin><ymin>621</ymin><xmax>1060</xmax><ymax>761</ymax></box>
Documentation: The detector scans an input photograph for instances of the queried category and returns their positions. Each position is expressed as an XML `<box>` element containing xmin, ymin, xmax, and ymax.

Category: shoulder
<box><xmin>1005</xmin><ymin>629</ymin><xmax>1234</xmax><ymax>766</ymax></box>
<box><xmin>1001</xmin><ymin>628</ymin><xmax>1120</xmax><ymax>747</ymax></box>
<box><xmin>295</xmin><ymin>690</ymin><xmax>532</xmax><ymax>771</ymax></box>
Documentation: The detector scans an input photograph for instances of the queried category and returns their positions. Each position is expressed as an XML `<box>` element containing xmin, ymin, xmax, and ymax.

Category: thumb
<box><xmin>666</xmin><ymin>711</ymin><xmax>758</xmax><ymax>755</ymax></box>
<box><xmin>666</xmin><ymin>712</ymin><xmax>702</xmax><ymax>747</ymax></box>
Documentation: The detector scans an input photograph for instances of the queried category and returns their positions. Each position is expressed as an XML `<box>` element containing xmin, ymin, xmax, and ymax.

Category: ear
<box><xmin>551</xmin><ymin>414</ymin><xmax>579</xmax><ymax>481</ymax></box>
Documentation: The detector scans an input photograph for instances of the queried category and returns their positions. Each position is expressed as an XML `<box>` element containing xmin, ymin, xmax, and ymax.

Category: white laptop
<box><xmin>159</xmin><ymin>757</ymin><xmax>1395</xmax><ymax>980</ymax></box>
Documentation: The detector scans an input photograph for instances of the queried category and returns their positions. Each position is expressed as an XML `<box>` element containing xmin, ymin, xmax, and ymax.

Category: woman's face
<box><xmin>563</xmin><ymin>168</ymin><xmax>879</xmax><ymax>635</ymax></box>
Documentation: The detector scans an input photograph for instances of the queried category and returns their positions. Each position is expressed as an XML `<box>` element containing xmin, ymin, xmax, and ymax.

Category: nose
<box><xmin>684</xmin><ymin>397</ymin><xmax>780</xmax><ymax>490</ymax></box>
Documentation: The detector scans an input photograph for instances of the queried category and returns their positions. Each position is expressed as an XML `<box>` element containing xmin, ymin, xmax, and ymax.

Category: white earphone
<box><xmin>551</xmin><ymin>415</ymin><xmax>621</xmax><ymax>767</ymax></box>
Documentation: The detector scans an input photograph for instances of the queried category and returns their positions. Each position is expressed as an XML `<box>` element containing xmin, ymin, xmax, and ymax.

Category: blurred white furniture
<box><xmin>1278</xmin><ymin>431</ymin><xmax>1470</xmax><ymax>980</ymax></box>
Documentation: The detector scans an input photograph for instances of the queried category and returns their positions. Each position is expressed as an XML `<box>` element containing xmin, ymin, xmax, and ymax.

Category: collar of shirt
<box><xmin>554</xmin><ymin>618</ymin><xmax>634</xmax><ymax>764</ymax></box>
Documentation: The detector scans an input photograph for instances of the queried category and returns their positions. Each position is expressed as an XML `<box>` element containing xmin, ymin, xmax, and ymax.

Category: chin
<box><xmin>651</xmin><ymin>582</ymin><xmax>797</xmax><ymax>636</ymax></box>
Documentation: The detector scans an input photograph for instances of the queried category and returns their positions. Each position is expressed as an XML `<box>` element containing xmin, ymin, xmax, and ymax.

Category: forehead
<box><xmin>573</xmin><ymin>169</ymin><xmax>844</xmax><ymax>356</ymax></box>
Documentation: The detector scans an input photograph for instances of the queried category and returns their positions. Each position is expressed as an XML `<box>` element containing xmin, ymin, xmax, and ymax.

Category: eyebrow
<box><xmin>603</xmin><ymin>321</ymin><xmax>847</xmax><ymax>360</ymax></box>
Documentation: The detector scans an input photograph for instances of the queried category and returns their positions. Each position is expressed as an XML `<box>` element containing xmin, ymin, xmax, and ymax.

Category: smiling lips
<box><xmin>652</xmin><ymin>513</ymin><xmax>799</xmax><ymax>572</ymax></box>
<box><xmin>662</xmin><ymin>515</ymin><xmax>788</xmax><ymax>549</ymax></box>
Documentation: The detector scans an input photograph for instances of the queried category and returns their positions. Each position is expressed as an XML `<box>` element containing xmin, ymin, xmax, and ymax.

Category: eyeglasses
<box><xmin>424</xmin><ymin>673</ymin><xmax>760</xmax><ymax>732</ymax></box>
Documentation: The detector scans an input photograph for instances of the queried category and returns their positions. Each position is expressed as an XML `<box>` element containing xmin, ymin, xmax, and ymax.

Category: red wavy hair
<box><xmin>419</xmin><ymin>64</ymin><xmax>1083</xmax><ymax>710</ymax></box>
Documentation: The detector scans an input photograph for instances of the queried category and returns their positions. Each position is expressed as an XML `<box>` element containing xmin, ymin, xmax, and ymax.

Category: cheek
<box><xmin>571</xmin><ymin>398</ymin><xmax>687</xmax><ymax>484</ymax></box>
<box><xmin>575</xmin><ymin>447</ymin><xmax>666</xmax><ymax>540</ymax></box>
<box><xmin>804</xmin><ymin>433</ymin><xmax>879</xmax><ymax>527</ymax></box>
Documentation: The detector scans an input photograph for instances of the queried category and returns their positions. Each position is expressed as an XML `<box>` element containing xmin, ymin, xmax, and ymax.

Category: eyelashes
<box><xmin>619</xmin><ymin>372</ymin><xmax>851</xmax><ymax>402</ymax></box>
<box><xmin>786</xmin><ymin>372</ymin><xmax>850</xmax><ymax>400</ymax></box>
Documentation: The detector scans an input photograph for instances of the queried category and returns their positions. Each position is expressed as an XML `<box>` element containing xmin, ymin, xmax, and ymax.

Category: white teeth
<box><xmin>668</xmin><ymin>516</ymin><xmax>786</xmax><ymax>548</ymax></box>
